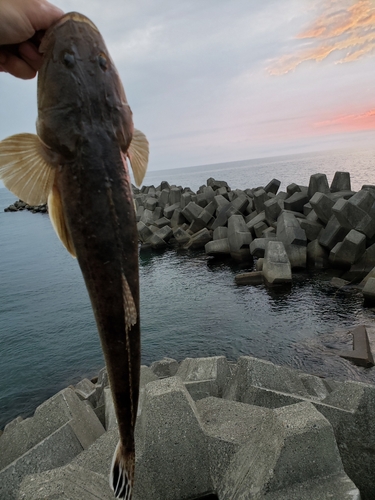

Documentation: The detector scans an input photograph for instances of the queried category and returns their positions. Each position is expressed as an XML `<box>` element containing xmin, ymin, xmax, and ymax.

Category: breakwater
<box><xmin>1</xmin><ymin>355</ymin><xmax>372</xmax><ymax>499</ymax></box>
<box><xmin>135</xmin><ymin>172</ymin><xmax>375</xmax><ymax>299</ymax></box>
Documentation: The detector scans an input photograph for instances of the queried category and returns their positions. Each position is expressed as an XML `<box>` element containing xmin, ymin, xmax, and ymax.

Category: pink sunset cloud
<box><xmin>269</xmin><ymin>0</ymin><xmax>375</xmax><ymax>75</ymax></box>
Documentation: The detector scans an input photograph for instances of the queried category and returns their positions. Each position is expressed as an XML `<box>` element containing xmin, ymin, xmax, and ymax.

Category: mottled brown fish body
<box><xmin>54</xmin><ymin>137</ymin><xmax>140</xmax><ymax>455</ymax></box>
<box><xmin>0</xmin><ymin>12</ymin><xmax>148</xmax><ymax>499</ymax></box>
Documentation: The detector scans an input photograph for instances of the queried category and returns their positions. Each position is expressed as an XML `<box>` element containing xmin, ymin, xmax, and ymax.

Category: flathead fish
<box><xmin>0</xmin><ymin>12</ymin><xmax>149</xmax><ymax>500</ymax></box>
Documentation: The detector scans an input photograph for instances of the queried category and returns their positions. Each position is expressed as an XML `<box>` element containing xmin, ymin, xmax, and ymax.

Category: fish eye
<box><xmin>98</xmin><ymin>53</ymin><xmax>108</xmax><ymax>70</ymax></box>
<box><xmin>63</xmin><ymin>52</ymin><xmax>75</xmax><ymax>68</ymax></box>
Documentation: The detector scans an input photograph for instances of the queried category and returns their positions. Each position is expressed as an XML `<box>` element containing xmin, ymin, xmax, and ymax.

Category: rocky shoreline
<box><xmin>1</xmin><ymin>354</ymin><xmax>374</xmax><ymax>499</ymax></box>
<box><xmin>4</xmin><ymin>199</ymin><xmax>47</xmax><ymax>214</ymax></box>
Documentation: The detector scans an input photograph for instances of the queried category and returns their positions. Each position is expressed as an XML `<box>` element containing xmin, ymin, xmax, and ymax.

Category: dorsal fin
<box><xmin>122</xmin><ymin>274</ymin><xmax>137</xmax><ymax>333</ymax></box>
<box><xmin>126</xmin><ymin>128</ymin><xmax>149</xmax><ymax>186</ymax></box>
<box><xmin>0</xmin><ymin>133</ymin><xmax>55</xmax><ymax>205</ymax></box>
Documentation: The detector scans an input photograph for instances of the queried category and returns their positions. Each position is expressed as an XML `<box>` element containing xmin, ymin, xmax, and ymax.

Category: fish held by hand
<box><xmin>0</xmin><ymin>12</ymin><xmax>149</xmax><ymax>500</ymax></box>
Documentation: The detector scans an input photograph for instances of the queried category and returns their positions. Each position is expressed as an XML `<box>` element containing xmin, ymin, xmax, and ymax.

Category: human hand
<box><xmin>0</xmin><ymin>0</ymin><xmax>63</xmax><ymax>79</ymax></box>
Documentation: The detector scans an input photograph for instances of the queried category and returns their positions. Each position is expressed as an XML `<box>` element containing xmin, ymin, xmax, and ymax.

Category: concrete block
<box><xmin>264</xmin><ymin>196</ymin><xmax>283</xmax><ymax>224</ymax></box>
<box><xmin>329</xmin><ymin>229</ymin><xmax>366</xmax><ymax>268</ymax></box>
<box><xmin>196</xmin><ymin>186</ymin><xmax>215</xmax><ymax>208</ymax></box>
<box><xmin>17</xmin><ymin>464</ymin><xmax>113</xmax><ymax>499</ymax></box>
<box><xmin>308</xmin><ymin>173</ymin><xmax>330</xmax><ymax>198</ymax></box>
<box><xmin>333</xmin><ymin>198</ymin><xmax>375</xmax><ymax>238</ymax></box>
<box><xmin>189</xmin><ymin>218</ymin><xmax>207</xmax><ymax>234</ymax></box>
<box><xmin>253</xmin><ymin>188</ymin><xmax>269</xmax><ymax>213</ymax></box>
<box><xmin>135</xmin><ymin>205</ymin><xmax>144</xmax><ymax>221</ymax></box>
<box><xmin>104</xmin><ymin>387</ymin><xmax>117</xmax><ymax>431</ymax></box>
<box><xmin>318</xmin><ymin>215</ymin><xmax>349</xmax><ymax>250</ymax></box>
<box><xmin>184</xmin><ymin>228</ymin><xmax>212</xmax><ymax>249</ymax></box>
<box><xmin>137</xmin><ymin>221</ymin><xmax>153</xmax><ymax>243</ymax></box>
<box><xmin>213</xmin><ymin>226</ymin><xmax>228</xmax><ymax>240</ymax></box>
<box><xmin>134</xmin><ymin>377</ymin><xmax>213</xmax><ymax>500</ymax></box>
<box><xmin>140</xmin><ymin>208</ymin><xmax>155</xmax><ymax>225</ymax></box>
<box><xmin>195</xmin><ymin>397</ymin><xmax>273</xmax><ymax>492</ymax></box>
<box><xmin>213</xmin><ymin>194</ymin><xmax>230</xmax><ymax>213</ymax></box>
<box><xmin>230</xmin><ymin>194</ymin><xmax>249</xmax><ymax>213</ymax></box>
<box><xmin>284</xmin><ymin>191</ymin><xmax>309</xmax><ymax>213</ymax></box>
<box><xmin>331</xmin><ymin>171</ymin><xmax>351</xmax><ymax>192</ymax></box>
<box><xmin>0</xmin><ymin>388</ymin><xmax>104</xmax><ymax>471</ymax></box>
<box><xmin>309</xmin><ymin>192</ymin><xmax>335</xmax><ymax>224</ymax></box>
<box><xmin>74</xmin><ymin>378</ymin><xmax>97</xmax><ymax>407</ymax></box>
<box><xmin>205</xmin><ymin>238</ymin><xmax>231</xmax><ymax>255</ymax></box>
<box><xmin>338</xmin><ymin>325</ymin><xmax>374</xmax><ymax>367</ymax></box>
<box><xmin>0</xmin><ymin>424</ymin><xmax>84</xmax><ymax>499</ymax></box>
<box><xmin>298</xmin><ymin>218</ymin><xmax>323</xmax><ymax>241</ymax></box>
<box><xmin>211</xmin><ymin>204</ymin><xmax>241</xmax><ymax>230</ymax></box>
<box><xmin>349</xmin><ymin>188</ymin><xmax>375</xmax><ymax>212</ymax></box>
<box><xmin>138</xmin><ymin>366</ymin><xmax>160</xmax><ymax>417</ymax></box>
<box><xmin>316</xmin><ymin>380</ymin><xmax>375</xmax><ymax>499</ymax></box>
<box><xmin>219</xmin><ymin>401</ymin><xmax>354</xmax><ymax>500</ymax></box>
<box><xmin>307</xmin><ymin>239</ymin><xmax>330</xmax><ymax>269</ymax></box>
<box><xmin>276</xmin><ymin>212</ymin><xmax>307</xmax><ymax>246</ymax></box>
<box><xmin>148</xmin><ymin>233</ymin><xmax>167</xmax><ymax>249</ymax></box>
<box><xmin>169</xmin><ymin>187</ymin><xmax>182</xmax><ymax>205</ymax></box>
<box><xmin>145</xmin><ymin>197</ymin><xmax>157</xmax><ymax>211</ymax></box>
<box><xmin>216</xmin><ymin>186</ymin><xmax>230</xmax><ymax>198</ymax></box>
<box><xmin>170</xmin><ymin>208</ymin><xmax>186</xmax><ymax>228</ymax></box>
<box><xmin>254</xmin><ymin>220</ymin><xmax>268</xmax><ymax>238</ymax></box>
<box><xmin>263</xmin><ymin>240</ymin><xmax>292</xmax><ymax>285</ymax></box>
<box><xmin>176</xmin><ymin>356</ymin><xmax>230</xmax><ymax>400</ymax></box>
<box><xmin>157</xmin><ymin>189</ymin><xmax>170</xmax><ymax>208</ymax></box>
<box><xmin>227</xmin><ymin>215</ymin><xmax>252</xmax><ymax>260</ymax></box>
<box><xmin>246</xmin><ymin>211</ymin><xmax>267</xmax><ymax>232</ymax></box>
<box><xmin>224</xmin><ymin>356</ymin><xmax>310</xmax><ymax>405</ymax></box>
<box><xmin>342</xmin><ymin>243</ymin><xmax>375</xmax><ymax>282</ymax></box>
<box><xmin>286</xmin><ymin>183</ymin><xmax>301</xmax><ymax>196</ymax></box>
<box><xmin>256</xmin><ymin>257</ymin><xmax>264</xmax><ymax>271</ymax></box>
<box><xmin>207</xmin><ymin>178</ymin><xmax>229</xmax><ymax>190</ymax></box>
<box><xmin>363</xmin><ymin>276</ymin><xmax>375</xmax><ymax>303</ymax></box>
<box><xmin>180</xmin><ymin>191</ymin><xmax>192</xmax><ymax>209</ymax></box>
<box><xmin>154</xmin><ymin>217</ymin><xmax>171</xmax><ymax>228</ymax></box>
<box><xmin>235</xmin><ymin>271</ymin><xmax>264</xmax><ymax>285</ymax></box>
<box><xmin>173</xmin><ymin>226</ymin><xmax>190</xmax><ymax>245</ymax></box>
<box><xmin>250</xmin><ymin>238</ymin><xmax>268</xmax><ymax>257</ymax></box>
<box><xmin>181</xmin><ymin>201</ymin><xmax>203</xmax><ymax>223</ymax></box>
<box><xmin>3</xmin><ymin>416</ymin><xmax>23</xmax><ymax>434</ymax></box>
<box><xmin>150</xmin><ymin>357</ymin><xmax>179</xmax><ymax>378</ymax></box>
<box><xmin>303</xmin><ymin>202</ymin><xmax>312</xmax><ymax>215</ymax></box>
<box><xmin>264</xmin><ymin>178</ymin><xmax>281</xmax><ymax>194</ymax></box>
<box><xmin>262</xmin><ymin>226</ymin><xmax>276</xmax><ymax>238</ymax></box>
<box><xmin>285</xmin><ymin>244</ymin><xmax>307</xmax><ymax>268</ymax></box>
<box><xmin>163</xmin><ymin>202</ymin><xmax>181</xmax><ymax>219</ymax></box>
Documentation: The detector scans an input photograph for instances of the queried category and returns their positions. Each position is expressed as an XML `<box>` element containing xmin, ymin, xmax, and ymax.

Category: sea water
<box><xmin>1</xmin><ymin>147</ymin><xmax>375</xmax><ymax>429</ymax></box>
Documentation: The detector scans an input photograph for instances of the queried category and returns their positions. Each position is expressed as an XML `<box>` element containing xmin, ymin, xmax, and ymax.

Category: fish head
<box><xmin>37</xmin><ymin>12</ymin><xmax>133</xmax><ymax>161</ymax></box>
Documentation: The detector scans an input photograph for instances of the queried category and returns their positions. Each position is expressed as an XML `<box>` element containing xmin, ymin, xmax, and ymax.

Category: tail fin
<box><xmin>110</xmin><ymin>440</ymin><xmax>134</xmax><ymax>499</ymax></box>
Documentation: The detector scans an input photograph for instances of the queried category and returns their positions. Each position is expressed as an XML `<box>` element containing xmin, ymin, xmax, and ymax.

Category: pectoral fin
<box><xmin>48</xmin><ymin>185</ymin><xmax>76</xmax><ymax>257</ymax></box>
<box><xmin>0</xmin><ymin>133</ymin><xmax>55</xmax><ymax>206</ymax></box>
<box><xmin>126</xmin><ymin>128</ymin><xmax>149</xmax><ymax>187</ymax></box>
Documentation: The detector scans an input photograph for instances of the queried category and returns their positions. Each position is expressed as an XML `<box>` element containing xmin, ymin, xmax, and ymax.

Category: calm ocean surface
<box><xmin>1</xmin><ymin>147</ymin><xmax>375</xmax><ymax>429</ymax></box>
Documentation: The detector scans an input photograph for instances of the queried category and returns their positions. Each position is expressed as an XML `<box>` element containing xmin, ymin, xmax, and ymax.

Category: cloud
<box><xmin>314</xmin><ymin>107</ymin><xmax>375</xmax><ymax>131</ymax></box>
<box><xmin>269</xmin><ymin>0</ymin><xmax>375</xmax><ymax>75</ymax></box>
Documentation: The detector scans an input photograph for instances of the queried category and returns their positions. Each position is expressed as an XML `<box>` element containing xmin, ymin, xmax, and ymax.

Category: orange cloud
<box><xmin>269</xmin><ymin>0</ymin><xmax>375</xmax><ymax>75</ymax></box>
<box><xmin>314</xmin><ymin>108</ymin><xmax>375</xmax><ymax>131</ymax></box>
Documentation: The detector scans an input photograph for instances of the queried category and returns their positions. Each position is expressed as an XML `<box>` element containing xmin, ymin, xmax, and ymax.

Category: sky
<box><xmin>0</xmin><ymin>0</ymin><xmax>374</xmax><ymax>179</ymax></box>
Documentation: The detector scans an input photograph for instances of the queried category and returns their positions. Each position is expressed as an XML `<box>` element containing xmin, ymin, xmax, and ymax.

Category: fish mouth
<box><xmin>51</xmin><ymin>12</ymin><xmax>99</xmax><ymax>31</ymax></box>
<box><xmin>39</xmin><ymin>12</ymin><xmax>99</xmax><ymax>53</ymax></box>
